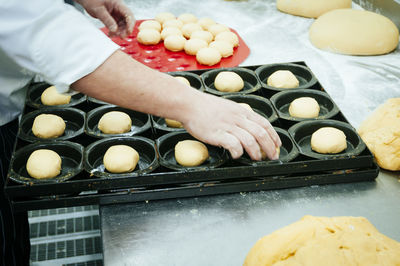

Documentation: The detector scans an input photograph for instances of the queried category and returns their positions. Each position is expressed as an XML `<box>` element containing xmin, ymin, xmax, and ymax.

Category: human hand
<box><xmin>75</xmin><ymin>0</ymin><xmax>135</xmax><ymax>38</ymax></box>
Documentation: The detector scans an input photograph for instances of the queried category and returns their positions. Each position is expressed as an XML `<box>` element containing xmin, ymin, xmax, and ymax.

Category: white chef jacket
<box><xmin>0</xmin><ymin>0</ymin><xmax>119</xmax><ymax>126</ymax></box>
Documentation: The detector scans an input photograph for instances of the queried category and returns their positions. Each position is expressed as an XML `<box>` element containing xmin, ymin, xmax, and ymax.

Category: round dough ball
<box><xmin>164</xmin><ymin>35</ymin><xmax>186</xmax><ymax>52</ymax></box>
<box><xmin>174</xmin><ymin>76</ymin><xmax>190</xmax><ymax>86</ymax></box>
<box><xmin>137</xmin><ymin>29</ymin><xmax>161</xmax><ymax>45</ymax></box>
<box><xmin>103</xmin><ymin>145</ymin><xmax>139</xmax><ymax>174</ymax></box>
<box><xmin>214</xmin><ymin>71</ymin><xmax>244</xmax><ymax>92</ymax></box>
<box><xmin>190</xmin><ymin>30</ymin><xmax>213</xmax><ymax>44</ymax></box>
<box><xmin>289</xmin><ymin>97</ymin><xmax>320</xmax><ymax>118</ymax></box>
<box><xmin>197</xmin><ymin>17</ymin><xmax>216</xmax><ymax>30</ymax></box>
<box><xmin>178</xmin><ymin>13</ymin><xmax>198</xmax><ymax>24</ymax></box>
<box><xmin>155</xmin><ymin>12</ymin><xmax>175</xmax><ymax>24</ymax></box>
<box><xmin>161</xmin><ymin>27</ymin><xmax>183</xmax><ymax>40</ymax></box>
<box><xmin>277</xmin><ymin>0</ymin><xmax>351</xmax><ymax>18</ymax></box>
<box><xmin>165</xmin><ymin>118</ymin><xmax>183</xmax><ymax>128</ymax></box>
<box><xmin>32</xmin><ymin>114</ymin><xmax>66</xmax><ymax>139</ymax></box>
<box><xmin>309</xmin><ymin>9</ymin><xmax>399</xmax><ymax>55</ymax></box>
<box><xmin>184</xmin><ymin>38</ymin><xmax>208</xmax><ymax>55</ymax></box>
<box><xmin>162</xmin><ymin>19</ymin><xmax>184</xmax><ymax>29</ymax></box>
<box><xmin>238</xmin><ymin>103</ymin><xmax>253</xmax><ymax>112</ymax></box>
<box><xmin>138</xmin><ymin>20</ymin><xmax>162</xmax><ymax>32</ymax></box>
<box><xmin>41</xmin><ymin>86</ymin><xmax>71</xmax><ymax>106</ymax></box>
<box><xmin>174</xmin><ymin>140</ymin><xmax>209</xmax><ymax>167</ymax></box>
<box><xmin>98</xmin><ymin>111</ymin><xmax>132</xmax><ymax>134</ymax></box>
<box><xmin>267</xmin><ymin>70</ymin><xmax>299</xmax><ymax>89</ymax></box>
<box><xmin>208</xmin><ymin>24</ymin><xmax>230</xmax><ymax>37</ymax></box>
<box><xmin>215</xmin><ymin>31</ymin><xmax>239</xmax><ymax>47</ymax></box>
<box><xmin>311</xmin><ymin>127</ymin><xmax>347</xmax><ymax>154</ymax></box>
<box><xmin>196</xmin><ymin>47</ymin><xmax>221</xmax><ymax>66</ymax></box>
<box><xmin>26</xmin><ymin>149</ymin><xmax>61</xmax><ymax>179</ymax></box>
<box><xmin>181</xmin><ymin>23</ymin><xmax>203</xmax><ymax>39</ymax></box>
<box><xmin>209</xmin><ymin>40</ymin><xmax>234</xmax><ymax>58</ymax></box>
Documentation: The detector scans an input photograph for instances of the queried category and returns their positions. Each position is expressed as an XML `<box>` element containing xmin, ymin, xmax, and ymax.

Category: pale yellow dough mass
<box><xmin>165</xmin><ymin>118</ymin><xmax>183</xmax><ymax>128</ymax></box>
<box><xmin>162</xmin><ymin>19</ymin><xmax>183</xmax><ymax>29</ymax></box>
<box><xmin>175</xmin><ymin>140</ymin><xmax>209</xmax><ymax>167</ymax></box>
<box><xmin>161</xmin><ymin>27</ymin><xmax>183</xmax><ymax>40</ymax></box>
<box><xmin>289</xmin><ymin>97</ymin><xmax>320</xmax><ymax>118</ymax></box>
<box><xmin>190</xmin><ymin>30</ymin><xmax>213</xmax><ymax>44</ymax></box>
<box><xmin>177</xmin><ymin>13</ymin><xmax>198</xmax><ymax>24</ymax></box>
<box><xmin>137</xmin><ymin>29</ymin><xmax>161</xmax><ymax>45</ymax></box>
<box><xmin>155</xmin><ymin>12</ymin><xmax>175</xmax><ymax>24</ymax></box>
<box><xmin>26</xmin><ymin>149</ymin><xmax>62</xmax><ymax>179</ymax></box>
<box><xmin>164</xmin><ymin>35</ymin><xmax>186</xmax><ymax>52</ymax></box>
<box><xmin>209</xmin><ymin>40</ymin><xmax>234</xmax><ymax>58</ymax></box>
<box><xmin>267</xmin><ymin>70</ymin><xmax>299</xmax><ymax>89</ymax></box>
<box><xmin>311</xmin><ymin>127</ymin><xmax>347</xmax><ymax>154</ymax></box>
<box><xmin>197</xmin><ymin>17</ymin><xmax>216</xmax><ymax>31</ymax></box>
<box><xmin>184</xmin><ymin>39</ymin><xmax>208</xmax><ymax>55</ymax></box>
<box><xmin>98</xmin><ymin>111</ymin><xmax>132</xmax><ymax>134</ymax></box>
<box><xmin>214</xmin><ymin>71</ymin><xmax>244</xmax><ymax>93</ymax></box>
<box><xmin>181</xmin><ymin>23</ymin><xmax>203</xmax><ymax>39</ymax></box>
<box><xmin>196</xmin><ymin>47</ymin><xmax>221</xmax><ymax>66</ymax></box>
<box><xmin>276</xmin><ymin>0</ymin><xmax>351</xmax><ymax>18</ymax></box>
<box><xmin>41</xmin><ymin>86</ymin><xmax>71</xmax><ymax>106</ymax></box>
<box><xmin>208</xmin><ymin>24</ymin><xmax>230</xmax><ymax>37</ymax></box>
<box><xmin>103</xmin><ymin>145</ymin><xmax>139</xmax><ymax>174</ymax></box>
<box><xmin>174</xmin><ymin>76</ymin><xmax>190</xmax><ymax>86</ymax></box>
<box><xmin>138</xmin><ymin>20</ymin><xmax>162</xmax><ymax>32</ymax></box>
<box><xmin>215</xmin><ymin>31</ymin><xmax>239</xmax><ymax>47</ymax></box>
<box><xmin>32</xmin><ymin>114</ymin><xmax>66</xmax><ymax>139</ymax></box>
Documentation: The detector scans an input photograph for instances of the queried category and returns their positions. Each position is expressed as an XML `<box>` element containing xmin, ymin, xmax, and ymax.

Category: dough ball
<box><xmin>161</xmin><ymin>27</ymin><xmax>183</xmax><ymax>40</ymax></box>
<box><xmin>138</xmin><ymin>20</ymin><xmax>161</xmax><ymax>32</ymax></box>
<box><xmin>184</xmin><ymin>38</ymin><xmax>208</xmax><ymax>55</ymax></box>
<box><xmin>244</xmin><ymin>215</ymin><xmax>400</xmax><ymax>266</ymax></box>
<box><xmin>311</xmin><ymin>127</ymin><xmax>347</xmax><ymax>154</ymax></box>
<box><xmin>137</xmin><ymin>29</ymin><xmax>161</xmax><ymax>45</ymax></box>
<box><xmin>162</xmin><ymin>19</ymin><xmax>183</xmax><ymax>29</ymax></box>
<box><xmin>41</xmin><ymin>86</ymin><xmax>71</xmax><ymax>106</ymax></box>
<box><xmin>155</xmin><ymin>12</ymin><xmax>175</xmax><ymax>24</ymax></box>
<box><xmin>32</xmin><ymin>114</ymin><xmax>66</xmax><ymax>139</ymax></box>
<box><xmin>214</xmin><ymin>71</ymin><xmax>244</xmax><ymax>92</ymax></box>
<box><xmin>174</xmin><ymin>76</ymin><xmax>190</xmax><ymax>86</ymax></box>
<box><xmin>277</xmin><ymin>0</ymin><xmax>351</xmax><ymax>18</ymax></box>
<box><xmin>215</xmin><ymin>31</ymin><xmax>239</xmax><ymax>47</ymax></box>
<box><xmin>181</xmin><ymin>23</ymin><xmax>203</xmax><ymax>39</ymax></box>
<box><xmin>190</xmin><ymin>30</ymin><xmax>213</xmax><ymax>44</ymax></box>
<box><xmin>177</xmin><ymin>13</ymin><xmax>198</xmax><ymax>24</ymax></box>
<box><xmin>26</xmin><ymin>149</ymin><xmax>61</xmax><ymax>179</ymax></box>
<box><xmin>238</xmin><ymin>103</ymin><xmax>253</xmax><ymax>111</ymax></box>
<box><xmin>309</xmin><ymin>9</ymin><xmax>399</xmax><ymax>55</ymax></box>
<box><xmin>103</xmin><ymin>145</ymin><xmax>139</xmax><ymax>174</ymax></box>
<box><xmin>197</xmin><ymin>17</ymin><xmax>216</xmax><ymax>30</ymax></box>
<box><xmin>165</xmin><ymin>118</ymin><xmax>183</xmax><ymax>128</ymax></box>
<box><xmin>208</xmin><ymin>24</ymin><xmax>230</xmax><ymax>37</ymax></box>
<box><xmin>267</xmin><ymin>70</ymin><xmax>299</xmax><ymax>89</ymax></box>
<box><xmin>196</xmin><ymin>47</ymin><xmax>221</xmax><ymax>66</ymax></box>
<box><xmin>98</xmin><ymin>111</ymin><xmax>132</xmax><ymax>134</ymax></box>
<box><xmin>174</xmin><ymin>140</ymin><xmax>209</xmax><ymax>167</ymax></box>
<box><xmin>289</xmin><ymin>97</ymin><xmax>320</xmax><ymax>118</ymax></box>
<box><xmin>209</xmin><ymin>40</ymin><xmax>234</xmax><ymax>58</ymax></box>
<box><xmin>164</xmin><ymin>35</ymin><xmax>186</xmax><ymax>52</ymax></box>
<box><xmin>358</xmin><ymin>98</ymin><xmax>400</xmax><ymax>170</ymax></box>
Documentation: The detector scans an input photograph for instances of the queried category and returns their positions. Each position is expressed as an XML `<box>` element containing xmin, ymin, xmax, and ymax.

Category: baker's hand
<box><xmin>75</xmin><ymin>0</ymin><xmax>135</xmax><ymax>38</ymax></box>
<box><xmin>181</xmin><ymin>93</ymin><xmax>281</xmax><ymax>161</ymax></box>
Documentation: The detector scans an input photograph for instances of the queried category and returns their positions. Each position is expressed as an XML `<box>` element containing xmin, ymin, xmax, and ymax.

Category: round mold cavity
<box><xmin>168</xmin><ymin>71</ymin><xmax>204</xmax><ymax>91</ymax></box>
<box><xmin>224</xmin><ymin>94</ymin><xmax>278</xmax><ymax>124</ymax></box>
<box><xmin>9</xmin><ymin>141</ymin><xmax>83</xmax><ymax>185</ymax></box>
<box><xmin>26</xmin><ymin>82</ymin><xmax>86</xmax><ymax>109</ymax></box>
<box><xmin>84</xmin><ymin>136</ymin><xmax>158</xmax><ymax>178</ymax></box>
<box><xmin>236</xmin><ymin>127</ymin><xmax>299</xmax><ymax>166</ymax></box>
<box><xmin>86</xmin><ymin>105</ymin><xmax>151</xmax><ymax>138</ymax></box>
<box><xmin>19</xmin><ymin>108</ymin><xmax>85</xmax><ymax>143</ymax></box>
<box><xmin>255</xmin><ymin>63</ymin><xmax>318</xmax><ymax>93</ymax></box>
<box><xmin>270</xmin><ymin>89</ymin><xmax>340</xmax><ymax>122</ymax></box>
<box><xmin>201</xmin><ymin>67</ymin><xmax>261</xmax><ymax>96</ymax></box>
<box><xmin>288</xmin><ymin>119</ymin><xmax>366</xmax><ymax>159</ymax></box>
<box><xmin>156</xmin><ymin>131</ymin><xmax>228</xmax><ymax>171</ymax></box>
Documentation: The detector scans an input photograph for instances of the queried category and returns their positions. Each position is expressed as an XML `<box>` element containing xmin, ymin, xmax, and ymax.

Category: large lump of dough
<box><xmin>244</xmin><ymin>215</ymin><xmax>400</xmax><ymax>266</ymax></box>
<box><xmin>26</xmin><ymin>149</ymin><xmax>62</xmax><ymax>179</ymax></box>
<box><xmin>309</xmin><ymin>9</ymin><xmax>399</xmax><ymax>56</ymax></box>
<box><xmin>276</xmin><ymin>0</ymin><xmax>351</xmax><ymax>18</ymax></box>
<box><xmin>358</xmin><ymin>98</ymin><xmax>400</xmax><ymax>171</ymax></box>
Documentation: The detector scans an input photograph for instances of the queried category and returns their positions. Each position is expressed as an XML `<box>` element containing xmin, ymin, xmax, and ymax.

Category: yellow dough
<box><xmin>174</xmin><ymin>76</ymin><xmax>190</xmax><ymax>86</ymax></box>
<box><xmin>98</xmin><ymin>111</ymin><xmax>132</xmax><ymax>134</ymax></box>
<box><xmin>162</xmin><ymin>19</ymin><xmax>184</xmax><ymax>29</ymax></box>
<box><xmin>238</xmin><ymin>103</ymin><xmax>253</xmax><ymax>112</ymax></box>
<box><xmin>208</xmin><ymin>24</ymin><xmax>230</xmax><ymax>37</ymax></box>
<box><xmin>164</xmin><ymin>35</ymin><xmax>186</xmax><ymax>52</ymax></box>
<box><xmin>184</xmin><ymin>39</ymin><xmax>208</xmax><ymax>55</ymax></box>
<box><xmin>161</xmin><ymin>27</ymin><xmax>183</xmax><ymax>40</ymax></box>
<box><xmin>32</xmin><ymin>114</ymin><xmax>66</xmax><ymax>139</ymax></box>
<box><xmin>215</xmin><ymin>31</ymin><xmax>239</xmax><ymax>47</ymax></box>
<box><xmin>137</xmin><ymin>29</ymin><xmax>161</xmax><ymax>45</ymax></box>
<box><xmin>138</xmin><ymin>20</ymin><xmax>162</xmax><ymax>32</ymax></box>
<box><xmin>197</xmin><ymin>17</ymin><xmax>216</xmax><ymax>31</ymax></box>
<box><xmin>196</xmin><ymin>47</ymin><xmax>221</xmax><ymax>66</ymax></box>
<box><xmin>165</xmin><ymin>118</ymin><xmax>183</xmax><ymax>128</ymax></box>
<box><xmin>289</xmin><ymin>97</ymin><xmax>320</xmax><ymax>118</ymax></box>
<box><xmin>103</xmin><ymin>145</ymin><xmax>139</xmax><ymax>174</ymax></box>
<box><xmin>309</xmin><ymin>9</ymin><xmax>399</xmax><ymax>56</ymax></box>
<box><xmin>181</xmin><ymin>23</ymin><xmax>203</xmax><ymax>39</ymax></box>
<box><xmin>174</xmin><ymin>140</ymin><xmax>209</xmax><ymax>167</ymax></box>
<box><xmin>209</xmin><ymin>40</ymin><xmax>234</xmax><ymax>58</ymax></box>
<box><xmin>267</xmin><ymin>70</ymin><xmax>299</xmax><ymax>89</ymax></box>
<box><xmin>41</xmin><ymin>86</ymin><xmax>71</xmax><ymax>106</ymax></box>
<box><xmin>214</xmin><ymin>71</ymin><xmax>244</xmax><ymax>93</ymax></box>
<box><xmin>358</xmin><ymin>98</ymin><xmax>400</xmax><ymax>171</ymax></box>
<box><xmin>155</xmin><ymin>12</ymin><xmax>175</xmax><ymax>24</ymax></box>
<box><xmin>177</xmin><ymin>13</ymin><xmax>198</xmax><ymax>24</ymax></box>
<box><xmin>277</xmin><ymin>0</ymin><xmax>351</xmax><ymax>18</ymax></box>
<box><xmin>311</xmin><ymin>127</ymin><xmax>347</xmax><ymax>154</ymax></box>
<box><xmin>190</xmin><ymin>30</ymin><xmax>213</xmax><ymax>44</ymax></box>
<box><xmin>26</xmin><ymin>149</ymin><xmax>62</xmax><ymax>179</ymax></box>
<box><xmin>244</xmin><ymin>215</ymin><xmax>400</xmax><ymax>266</ymax></box>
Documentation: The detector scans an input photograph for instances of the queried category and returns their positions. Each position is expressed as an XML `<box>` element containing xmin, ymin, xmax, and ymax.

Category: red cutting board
<box><xmin>101</xmin><ymin>19</ymin><xmax>250</xmax><ymax>72</ymax></box>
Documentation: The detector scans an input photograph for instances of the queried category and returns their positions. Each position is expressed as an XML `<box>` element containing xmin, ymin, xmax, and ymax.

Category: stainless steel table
<box><xmin>99</xmin><ymin>1</ymin><xmax>400</xmax><ymax>265</ymax></box>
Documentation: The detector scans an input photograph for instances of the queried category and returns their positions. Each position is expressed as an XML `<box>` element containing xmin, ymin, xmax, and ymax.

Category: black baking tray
<box><xmin>5</xmin><ymin>62</ymin><xmax>379</xmax><ymax>211</ymax></box>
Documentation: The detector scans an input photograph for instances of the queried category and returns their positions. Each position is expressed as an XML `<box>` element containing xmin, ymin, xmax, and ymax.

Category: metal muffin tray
<box><xmin>5</xmin><ymin>62</ymin><xmax>378</xmax><ymax>212</ymax></box>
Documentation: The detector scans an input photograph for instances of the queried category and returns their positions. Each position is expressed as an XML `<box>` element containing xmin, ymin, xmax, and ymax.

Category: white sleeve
<box><xmin>0</xmin><ymin>0</ymin><xmax>120</xmax><ymax>93</ymax></box>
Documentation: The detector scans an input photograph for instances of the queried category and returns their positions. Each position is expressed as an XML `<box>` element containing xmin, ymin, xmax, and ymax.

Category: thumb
<box><xmin>95</xmin><ymin>6</ymin><xmax>118</xmax><ymax>33</ymax></box>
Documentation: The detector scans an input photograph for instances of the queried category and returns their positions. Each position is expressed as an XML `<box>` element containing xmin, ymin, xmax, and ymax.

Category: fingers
<box><xmin>229</xmin><ymin>126</ymin><xmax>262</xmax><ymax>160</ymax></box>
<box><xmin>96</xmin><ymin>6</ymin><xmax>118</xmax><ymax>33</ymax></box>
<box><xmin>113</xmin><ymin>2</ymin><xmax>135</xmax><ymax>38</ymax></box>
<box><xmin>248</xmin><ymin>111</ymin><xmax>281</xmax><ymax>148</ymax></box>
<box><xmin>216</xmin><ymin>132</ymin><xmax>244</xmax><ymax>159</ymax></box>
